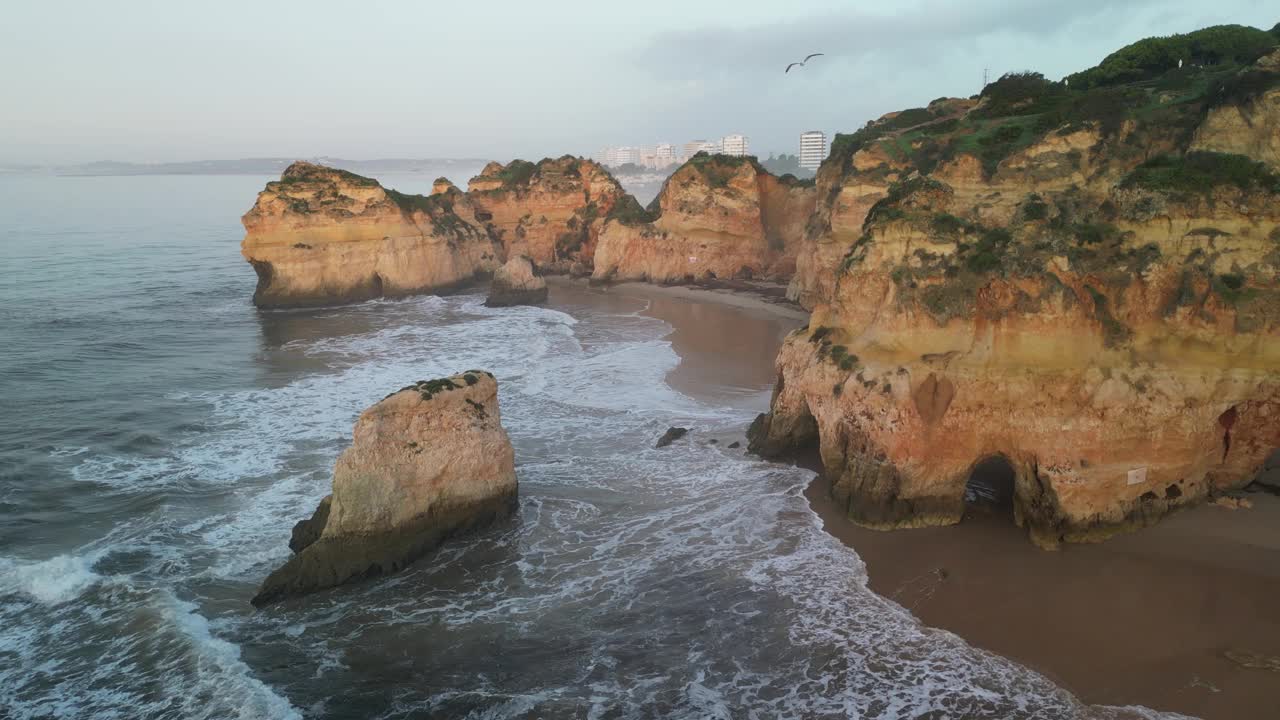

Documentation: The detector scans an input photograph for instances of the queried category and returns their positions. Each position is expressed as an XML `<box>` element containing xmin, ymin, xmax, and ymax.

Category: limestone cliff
<box><xmin>253</xmin><ymin>371</ymin><xmax>517</xmax><ymax>605</ymax></box>
<box><xmin>485</xmin><ymin>255</ymin><xmax>548</xmax><ymax>307</ymax></box>
<box><xmin>241</xmin><ymin>162</ymin><xmax>500</xmax><ymax>308</ymax></box>
<box><xmin>752</xmin><ymin>42</ymin><xmax>1280</xmax><ymax>547</ymax></box>
<box><xmin>591</xmin><ymin>154</ymin><xmax>817</xmax><ymax>284</ymax></box>
<box><xmin>466</xmin><ymin>156</ymin><xmax>627</xmax><ymax>274</ymax></box>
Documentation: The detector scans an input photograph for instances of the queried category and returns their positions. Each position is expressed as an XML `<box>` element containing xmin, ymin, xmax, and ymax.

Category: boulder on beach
<box><xmin>252</xmin><ymin>371</ymin><xmax>518</xmax><ymax>606</ymax></box>
<box><xmin>485</xmin><ymin>255</ymin><xmax>548</xmax><ymax>307</ymax></box>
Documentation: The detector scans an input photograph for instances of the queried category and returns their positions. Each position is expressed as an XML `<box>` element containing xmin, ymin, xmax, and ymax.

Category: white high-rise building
<box><xmin>720</xmin><ymin>134</ymin><xmax>749</xmax><ymax>157</ymax></box>
<box><xmin>655</xmin><ymin>143</ymin><xmax>677</xmax><ymax>167</ymax></box>
<box><xmin>799</xmin><ymin>131</ymin><xmax>827</xmax><ymax>170</ymax></box>
<box><xmin>610</xmin><ymin>146</ymin><xmax>641</xmax><ymax>166</ymax></box>
<box><xmin>682</xmin><ymin>140</ymin><xmax>710</xmax><ymax>160</ymax></box>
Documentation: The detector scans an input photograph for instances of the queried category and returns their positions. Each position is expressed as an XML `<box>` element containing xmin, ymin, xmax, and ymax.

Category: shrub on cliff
<box><xmin>878</xmin><ymin>107</ymin><xmax>937</xmax><ymax>132</ymax></box>
<box><xmin>1207</xmin><ymin>67</ymin><xmax>1280</xmax><ymax>109</ymax></box>
<box><xmin>1121</xmin><ymin>152</ymin><xmax>1280</xmax><ymax>197</ymax></box>
<box><xmin>607</xmin><ymin>194</ymin><xmax>657</xmax><ymax>226</ymax></box>
<box><xmin>498</xmin><ymin>160</ymin><xmax>538</xmax><ymax>188</ymax></box>
<box><xmin>974</xmin><ymin>72</ymin><xmax>1070</xmax><ymax>119</ymax></box>
<box><xmin>1066</xmin><ymin>24</ymin><xmax>1276</xmax><ymax>89</ymax></box>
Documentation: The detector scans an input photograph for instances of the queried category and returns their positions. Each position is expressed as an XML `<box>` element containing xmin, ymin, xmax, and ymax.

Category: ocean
<box><xmin>0</xmin><ymin>171</ymin><xmax>1179</xmax><ymax>719</ymax></box>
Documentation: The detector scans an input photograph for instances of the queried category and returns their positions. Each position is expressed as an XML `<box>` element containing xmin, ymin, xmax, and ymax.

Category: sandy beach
<box><xmin>559</xmin><ymin>278</ymin><xmax>1280</xmax><ymax>720</ymax></box>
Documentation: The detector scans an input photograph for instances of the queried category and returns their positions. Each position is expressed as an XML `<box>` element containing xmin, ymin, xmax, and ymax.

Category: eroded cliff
<box><xmin>241</xmin><ymin>162</ymin><xmax>500</xmax><ymax>308</ymax></box>
<box><xmin>752</xmin><ymin>41</ymin><xmax>1280</xmax><ymax>547</ymax></box>
<box><xmin>592</xmin><ymin>154</ymin><xmax>817</xmax><ymax>284</ymax></box>
<box><xmin>242</xmin><ymin>157</ymin><xmax>627</xmax><ymax>308</ymax></box>
<box><xmin>467</xmin><ymin>156</ymin><xmax>627</xmax><ymax>274</ymax></box>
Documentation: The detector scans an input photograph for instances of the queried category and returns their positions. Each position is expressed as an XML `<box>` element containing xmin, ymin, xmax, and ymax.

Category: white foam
<box><xmin>160</xmin><ymin>595</ymin><xmax>303</xmax><ymax>720</ymax></box>
<box><xmin>17</xmin><ymin>289</ymin><xmax>1193</xmax><ymax>719</ymax></box>
<box><xmin>0</xmin><ymin>553</ymin><xmax>102</xmax><ymax>605</ymax></box>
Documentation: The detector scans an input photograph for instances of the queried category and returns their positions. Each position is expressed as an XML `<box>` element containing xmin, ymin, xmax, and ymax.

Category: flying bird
<box><xmin>785</xmin><ymin>53</ymin><xmax>824</xmax><ymax>73</ymax></box>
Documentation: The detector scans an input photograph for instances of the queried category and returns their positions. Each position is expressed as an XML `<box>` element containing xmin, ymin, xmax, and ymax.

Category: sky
<box><xmin>0</xmin><ymin>0</ymin><xmax>1274</xmax><ymax>165</ymax></box>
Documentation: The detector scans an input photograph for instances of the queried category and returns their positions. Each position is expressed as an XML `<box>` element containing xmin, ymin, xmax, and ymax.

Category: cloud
<box><xmin>636</xmin><ymin>0</ymin><xmax>1168</xmax><ymax>76</ymax></box>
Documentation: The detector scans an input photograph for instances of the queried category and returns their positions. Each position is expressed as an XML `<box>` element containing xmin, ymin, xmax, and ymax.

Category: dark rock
<box><xmin>728</xmin><ymin>441</ymin><xmax>741</xmax><ymax>449</ymax></box>
<box><xmin>252</xmin><ymin>492</ymin><xmax>517</xmax><ymax>607</ymax></box>
<box><xmin>1251</xmin><ymin>449</ymin><xmax>1280</xmax><ymax>494</ymax></box>
<box><xmin>656</xmin><ymin>427</ymin><xmax>689</xmax><ymax>448</ymax></box>
<box><xmin>288</xmin><ymin>495</ymin><xmax>331</xmax><ymax>554</ymax></box>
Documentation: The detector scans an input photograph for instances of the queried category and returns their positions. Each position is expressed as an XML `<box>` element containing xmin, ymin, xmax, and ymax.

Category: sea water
<box><xmin>0</xmin><ymin>172</ymin><xmax>1185</xmax><ymax>719</ymax></box>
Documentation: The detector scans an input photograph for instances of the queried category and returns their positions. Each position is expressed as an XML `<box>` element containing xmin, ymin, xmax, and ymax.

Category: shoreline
<box><xmin>558</xmin><ymin>278</ymin><xmax>1280</xmax><ymax>720</ymax></box>
<box><xmin>808</xmin><ymin>464</ymin><xmax>1280</xmax><ymax>720</ymax></box>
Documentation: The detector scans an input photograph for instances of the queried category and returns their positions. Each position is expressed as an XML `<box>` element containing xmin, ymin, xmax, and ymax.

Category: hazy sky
<box><xmin>1</xmin><ymin>0</ymin><xmax>1274</xmax><ymax>164</ymax></box>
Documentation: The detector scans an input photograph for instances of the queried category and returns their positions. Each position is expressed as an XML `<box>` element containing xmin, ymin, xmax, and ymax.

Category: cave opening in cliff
<box><xmin>964</xmin><ymin>456</ymin><xmax>1016</xmax><ymax>518</ymax></box>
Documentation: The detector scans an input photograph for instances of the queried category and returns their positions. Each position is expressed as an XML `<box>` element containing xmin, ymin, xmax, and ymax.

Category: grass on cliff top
<box><xmin>1121</xmin><ymin>151</ymin><xmax>1280</xmax><ymax>196</ymax></box>
<box><xmin>472</xmin><ymin>156</ymin><xmax>599</xmax><ymax>192</ymax></box>
<box><xmin>278</xmin><ymin>164</ymin><xmax>380</xmax><ymax>188</ymax></box>
<box><xmin>385</xmin><ymin>187</ymin><xmax>449</xmax><ymax>215</ymax></box>
<box><xmin>498</xmin><ymin>159</ymin><xmax>539</xmax><ymax>187</ymax></box>
<box><xmin>681</xmin><ymin>152</ymin><xmax>767</xmax><ymax>189</ymax></box>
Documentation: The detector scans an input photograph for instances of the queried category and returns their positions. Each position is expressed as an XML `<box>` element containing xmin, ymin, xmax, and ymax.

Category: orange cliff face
<box><xmin>591</xmin><ymin>155</ymin><xmax>817</xmax><ymax>284</ymax></box>
<box><xmin>466</xmin><ymin>157</ymin><xmax>626</xmax><ymax>275</ymax></box>
<box><xmin>751</xmin><ymin>51</ymin><xmax>1280</xmax><ymax>547</ymax></box>
<box><xmin>241</xmin><ymin>162</ymin><xmax>500</xmax><ymax>308</ymax></box>
<box><xmin>788</xmin><ymin>98</ymin><xmax>978</xmax><ymax>309</ymax></box>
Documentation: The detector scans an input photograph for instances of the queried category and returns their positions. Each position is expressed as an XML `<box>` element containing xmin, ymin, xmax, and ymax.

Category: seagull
<box><xmin>785</xmin><ymin>53</ymin><xmax>824</xmax><ymax>73</ymax></box>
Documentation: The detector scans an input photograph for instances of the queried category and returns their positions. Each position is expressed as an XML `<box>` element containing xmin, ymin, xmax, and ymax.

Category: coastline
<box><xmin>564</xmin><ymin>278</ymin><xmax>1280</xmax><ymax>720</ymax></box>
<box><xmin>808</xmin><ymin>475</ymin><xmax>1280</xmax><ymax>720</ymax></box>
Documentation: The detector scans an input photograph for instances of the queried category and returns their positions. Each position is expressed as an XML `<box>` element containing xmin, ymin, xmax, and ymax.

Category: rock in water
<box><xmin>252</xmin><ymin>371</ymin><xmax>517</xmax><ymax>606</ymax></box>
<box><xmin>656</xmin><ymin>427</ymin><xmax>689</xmax><ymax>448</ymax></box>
<box><xmin>288</xmin><ymin>495</ymin><xmax>330</xmax><ymax>553</ymax></box>
<box><xmin>485</xmin><ymin>255</ymin><xmax>548</xmax><ymax>307</ymax></box>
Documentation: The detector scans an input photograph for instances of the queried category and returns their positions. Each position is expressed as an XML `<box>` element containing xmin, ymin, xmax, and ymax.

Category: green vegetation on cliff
<box><xmin>1065</xmin><ymin>24</ymin><xmax>1277</xmax><ymax>89</ymax></box>
<box><xmin>1121</xmin><ymin>152</ymin><xmax>1280</xmax><ymax>197</ymax></box>
<box><xmin>607</xmin><ymin>194</ymin><xmax>658</xmax><ymax>226</ymax></box>
<box><xmin>821</xmin><ymin>23</ymin><xmax>1277</xmax><ymax>180</ymax></box>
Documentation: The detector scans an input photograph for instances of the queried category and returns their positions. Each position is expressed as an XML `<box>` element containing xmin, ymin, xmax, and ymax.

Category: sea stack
<box><xmin>252</xmin><ymin>371</ymin><xmax>517</xmax><ymax>606</ymax></box>
<box><xmin>485</xmin><ymin>255</ymin><xmax>548</xmax><ymax>307</ymax></box>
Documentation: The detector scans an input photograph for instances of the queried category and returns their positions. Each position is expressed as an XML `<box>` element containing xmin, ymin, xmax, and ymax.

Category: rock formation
<box><xmin>241</xmin><ymin>162</ymin><xmax>500</xmax><ymax>308</ymax></box>
<box><xmin>751</xmin><ymin>42</ymin><xmax>1280</xmax><ymax>547</ymax></box>
<box><xmin>592</xmin><ymin>154</ymin><xmax>817</xmax><ymax>284</ymax></box>
<box><xmin>467</xmin><ymin>157</ymin><xmax>627</xmax><ymax>274</ymax></box>
<box><xmin>253</xmin><ymin>371</ymin><xmax>517</xmax><ymax>605</ymax></box>
<box><xmin>485</xmin><ymin>255</ymin><xmax>548</xmax><ymax>307</ymax></box>
<box><xmin>655</xmin><ymin>427</ymin><xmax>689</xmax><ymax>448</ymax></box>
<box><xmin>241</xmin><ymin>156</ymin><xmax>817</xmax><ymax>308</ymax></box>
<box><xmin>431</xmin><ymin>177</ymin><xmax>456</xmax><ymax>195</ymax></box>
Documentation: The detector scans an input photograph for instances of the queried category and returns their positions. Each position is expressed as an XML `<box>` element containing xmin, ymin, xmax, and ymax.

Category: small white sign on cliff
<box><xmin>1127</xmin><ymin>467</ymin><xmax>1148</xmax><ymax>486</ymax></box>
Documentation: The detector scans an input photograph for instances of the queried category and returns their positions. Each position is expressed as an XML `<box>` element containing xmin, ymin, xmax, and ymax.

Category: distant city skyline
<box><xmin>596</xmin><ymin>133</ymin><xmax>753</xmax><ymax>169</ymax></box>
<box><xmin>2</xmin><ymin>2</ymin><xmax>1274</xmax><ymax>164</ymax></box>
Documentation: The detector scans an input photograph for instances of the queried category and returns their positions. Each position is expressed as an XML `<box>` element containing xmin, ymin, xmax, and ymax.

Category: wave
<box><xmin>8</xmin><ymin>289</ymin><xmax>1193</xmax><ymax>719</ymax></box>
<box><xmin>0</xmin><ymin>553</ymin><xmax>104</xmax><ymax>605</ymax></box>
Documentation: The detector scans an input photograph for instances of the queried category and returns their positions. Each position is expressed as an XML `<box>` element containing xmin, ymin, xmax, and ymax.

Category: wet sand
<box><xmin>549</xmin><ymin>278</ymin><xmax>1280</xmax><ymax>720</ymax></box>
<box><xmin>547</xmin><ymin>277</ymin><xmax>805</xmax><ymax>412</ymax></box>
